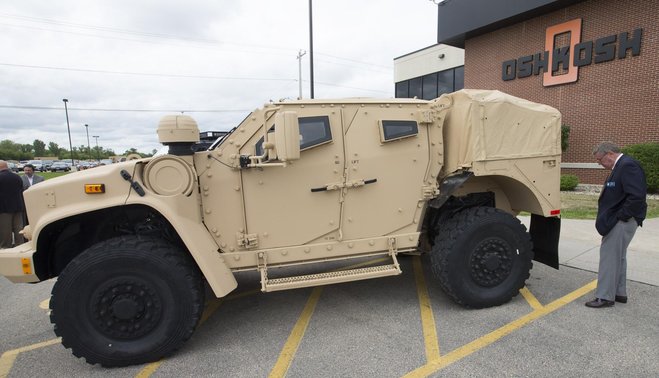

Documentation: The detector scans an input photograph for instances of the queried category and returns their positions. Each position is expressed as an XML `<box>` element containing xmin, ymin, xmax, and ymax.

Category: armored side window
<box><xmin>299</xmin><ymin>116</ymin><xmax>331</xmax><ymax>150</ymax></box>
<box><xmin>255</xmin><ymin>115</ymin><xmax>331</xmax><ymax>155</ymax></box>
<box><xmin>379</xmin><ymin>120</ymin><xmax>418</xmax><ymax>142</ymax></box>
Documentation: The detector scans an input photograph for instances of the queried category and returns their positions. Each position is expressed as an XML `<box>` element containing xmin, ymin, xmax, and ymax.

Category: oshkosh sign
<box><xmin>502</xmin><ymin>19</ymin><xmax>643</xmax><ymax>87</ymax></box>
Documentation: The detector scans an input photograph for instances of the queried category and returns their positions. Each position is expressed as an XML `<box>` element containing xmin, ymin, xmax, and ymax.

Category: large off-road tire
<box><xmin>50</xmin><ymin>236</ymin><xmax>204</xmax><ymax>367</ymax></box>
<box><xmin>430</xmin><ymin>207</ymin><xmax>533</xmax><ymax>308</ymax></box>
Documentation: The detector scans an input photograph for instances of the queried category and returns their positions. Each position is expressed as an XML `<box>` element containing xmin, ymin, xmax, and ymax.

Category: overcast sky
<box><xmin>0</xmin><ymin>1</ymin><xmax>438</xmax><ymax>155</ymax></box>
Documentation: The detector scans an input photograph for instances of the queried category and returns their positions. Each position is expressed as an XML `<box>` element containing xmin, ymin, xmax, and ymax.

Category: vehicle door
<box><xmin>240</xmin><ymin>111</ymin><xmax>345</xmax><ymax>249</ymax></box>
<box><xmin>340</xmin><ymin>105</ymin><xmax>430</xmax><ymax>240</ymax></box>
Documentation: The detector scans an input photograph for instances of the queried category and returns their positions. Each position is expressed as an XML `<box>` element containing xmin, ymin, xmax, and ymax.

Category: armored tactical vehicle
<box><xmin>0</xmin><ymin>89</ymin><xmax>562</xmax><ymax>366</ymax></box>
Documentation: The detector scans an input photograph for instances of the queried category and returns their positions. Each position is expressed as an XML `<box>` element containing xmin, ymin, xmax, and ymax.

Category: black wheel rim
<box><xmin>90</xmin><ymin>278</ymin><xmax>163</xmax><ymax>340</ymax></box>
<box><xmin>469</xmin><ymin>237</ymin><xmax>514</xmax><ymax>287</ymax></box>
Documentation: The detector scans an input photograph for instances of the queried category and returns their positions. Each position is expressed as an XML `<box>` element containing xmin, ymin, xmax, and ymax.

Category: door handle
<box><xmin>311</xmin><ymin>178</ymin><xmax>377</xmax><ymax>192</ymax></box>
<box><xmin>311</xmin><ymin>181</ymin><xmax>343</xmax><ymax>192</ymax></box>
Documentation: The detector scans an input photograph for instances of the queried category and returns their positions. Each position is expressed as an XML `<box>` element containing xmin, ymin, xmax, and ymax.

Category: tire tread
<box><xmin>429</xmin><ymin>207</ymin><xmax>533</xmax><ymax>308</ymax></box>
<box><xmin>50</xmin><ymin>235</ymin><xmax>204</xmax><ymax>367</ymax></box>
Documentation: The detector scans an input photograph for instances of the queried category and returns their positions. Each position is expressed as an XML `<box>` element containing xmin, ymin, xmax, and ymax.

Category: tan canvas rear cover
<box><xmin>439</xmin><ymin>89</ymin><xmax>561</xmax><ymax>172</ymax></box>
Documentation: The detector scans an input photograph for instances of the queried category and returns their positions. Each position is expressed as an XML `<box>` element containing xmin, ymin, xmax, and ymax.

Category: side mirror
<box><xmin>274</xmin><ymin>111</ymin><xmax>300</xmax><ymax>161</ymax></box>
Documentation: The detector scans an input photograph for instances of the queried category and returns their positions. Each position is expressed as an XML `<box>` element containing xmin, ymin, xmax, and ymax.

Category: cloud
<box><xmin>0</xmin><ymin>0</ymin><xmax>438</xmax><ymax>155</ymax></box>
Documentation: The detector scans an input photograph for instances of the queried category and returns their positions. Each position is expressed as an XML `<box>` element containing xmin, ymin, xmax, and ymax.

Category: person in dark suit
<box><xmin>0</xmin><ymin>160</ymin><xmax>25</xmax><ymax>248</ymax></box>
<box><xmin>586</xmin><ymin>142</ymin><xmax>647</xmax><ymax>308</ymax></box>
<box><xmin>21</xmin><ymin>164</ymin><xmax>45</xmax><ymax>190</ymax></box>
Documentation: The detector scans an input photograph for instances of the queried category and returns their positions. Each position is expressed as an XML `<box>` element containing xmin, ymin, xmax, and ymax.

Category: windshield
<box><xmin>209</xmin><ymin>112</ymin><xmax>252</xmax><ymax>150</ymax></box>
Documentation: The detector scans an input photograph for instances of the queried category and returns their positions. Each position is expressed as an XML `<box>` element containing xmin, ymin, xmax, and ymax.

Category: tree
<box><xmin>33</xmin><ymin>139</ymin><xmax>46</xmax><ymax>156</ymax></box>
<box><xmin>78</xmin><ymin>145</ymin><xmax>89</xmax><ymax>160</ymax></box>
<box><xmin>0</xmin><ymin>140</ymin><xmax>35</xmax><ymax>160</ymax></box>
<box><xmin>0</xmin><ymin>140</ymin><xmax>20</xmax><ymax>160</ymax></box>
<box><xmin>20</xmin><ymin>144</ymin><xmax>33</xmax><ymax>154</ymax></box>
<box><xmin>48</xmin><ymin>142</ymin><xmax>60</xmax><ymax>157</ymax></box>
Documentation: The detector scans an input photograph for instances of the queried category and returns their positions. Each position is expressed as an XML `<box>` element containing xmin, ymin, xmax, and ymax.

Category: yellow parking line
<box><xmin>520</xmin><ymin>287</ymin><xmax>544</xmax><ymax>310</ymax></box>
<box><xmin>269</xmin><ymin>287</ymin><xmax>323</xmax><ymax>378</ymax></box>
<box><xmin>134</xmin><ymin>360</ymin><xmax>163</xmax><ymax>378</ymax></box>
<box><xmin>412</xmin><ymin>256</ymin><xmax>441</xmax><ymax>361</ymax></box>
<box><xmin>268</xmin><ymin>257</ymin><xmax>390</xmax><ymax>377</ymax></box>
<box><xmin>39</xmin><ymin>298</ymin><xmax>50</xmax><ymax>310</ymax></box>
<box><xmin>138</xmin><ymin>259</ymin><xmax>389</xmax><ymax>378</ymax></box>
<box><xmin>136</xmin><ymin>295</ymin><xmax>233</xmax><ymax>377</ymax></box>
<box><xmin>403</xmin><ymin>279</ymin><xmax>597</xmax><ymax>377</ymax></box>
<box><xmin>199</xmin><ymin>298</ymin><xmax>225</xmax><ymax>326</ymax></box>
<box><xmin>0</xmin><ymin>338</ymin><xmax>61</xmax><ymax>378</ymax></box>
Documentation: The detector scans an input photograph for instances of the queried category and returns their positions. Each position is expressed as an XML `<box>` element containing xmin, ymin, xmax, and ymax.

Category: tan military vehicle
<box><xmin>0</xmin><ymin>89</ymin><xmax>562</xmax><ymax>366</ymax></box>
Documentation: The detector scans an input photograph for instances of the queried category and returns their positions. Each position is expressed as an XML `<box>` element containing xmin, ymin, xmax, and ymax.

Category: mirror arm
<box><xmin>239</xmin><ymin>155</ymin><xmax>287</xmax><ymax>169</ymax></box>
<box><xmin>262</xmin><ymin>106</ymin><xmax>280</xmax><ymax>157</ymax></box>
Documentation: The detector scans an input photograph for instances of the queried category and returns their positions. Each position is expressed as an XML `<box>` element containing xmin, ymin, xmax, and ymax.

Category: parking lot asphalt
<box><xmin>1</xmin><ymin>218</ymin><xmax>658</xmax><ymax>377</ymax></box>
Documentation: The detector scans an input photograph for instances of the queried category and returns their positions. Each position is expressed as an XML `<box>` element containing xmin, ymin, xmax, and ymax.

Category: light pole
<box><xmin>93</xmin><ymin>135</ymin><xmax>100</xmax><ymax>161</ymax></box>
<box><xmin>63</xmin><ymin>99</ymin><xmax>74</xmax><ymax>167</ymax></box>
<box><xmin>297</xmin><ymin>50</ymin><xmax>307</xmax><ymax>99</ymax></box>
<box><xmin>308</xmin><ymin>0</ymin><xmax>314</xmax><ymax>99</ymax></box>
<box><xmin>84</xmin><ymin>124</ymin><xmax>91</xmax><ymax>160</ymax></box>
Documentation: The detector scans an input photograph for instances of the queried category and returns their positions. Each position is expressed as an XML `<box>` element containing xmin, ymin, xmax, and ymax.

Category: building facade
<box><xmin>435</xmin><ymin>0</ymin><xmax>658</xmax><ymax>184</ymax></box>
<box><xmin>394</xmin><ymin>44</ymin><xmax>465</xmax><ymax>100</ymax></box>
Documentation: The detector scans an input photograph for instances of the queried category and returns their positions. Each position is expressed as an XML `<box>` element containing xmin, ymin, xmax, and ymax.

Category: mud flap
<box><xmin>529</xmin><ymin>214</ymin><xmax>560</xmax><ymax>269</ymax></box>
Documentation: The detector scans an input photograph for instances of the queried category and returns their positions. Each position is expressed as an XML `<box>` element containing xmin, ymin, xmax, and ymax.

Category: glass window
<box><xmin>380</xmin><ymin>120</ymin><xmax>418</xmax><ymax>142</ymax></box>
<box><xmin>255</xmin><ymin>115</ymin><xmax>332</xmax><ymax>155</ymax></box>
<box><xmin>395</xmin><ymin>81</ymin><xmax>408</xmax><ymax>98</ymax></box>
<box><xmin>438</xmin><ymin>69</ymin><xmax>454</xmax><ymax>96</ymax></box>
<box><xmin>408</xmin><ymin>77</ymin><xmax>423</xmax><ymax>99</ymax></box>
<box><xmin>422</xmin><ymin>73</ymin><xmax>438</xmax><ymax>100</ymax></box>
<box><xmin>299</xmin><ymin>116</ymin><xmax>332</xmax><ymax>150</ymax></box>
<box><xmin>454</xmin><ymin>66</ymin><xmax>464</xmax><ymax>91</ymax></box>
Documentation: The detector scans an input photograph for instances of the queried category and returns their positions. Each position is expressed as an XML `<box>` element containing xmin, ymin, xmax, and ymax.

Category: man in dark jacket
<box><xmin>0</xmin><ymin>160</ymin><xmax>25</xmax><ymax>248</ymax></box>
<box><xmin>586</xmin><ymin>142</ymin><xmax>647</xmax><ymax>308</ymax></box>
<box><xmin>21</xmin><ymin>164</ymin><xmax>45</xmax><ymax>190</ymax></box>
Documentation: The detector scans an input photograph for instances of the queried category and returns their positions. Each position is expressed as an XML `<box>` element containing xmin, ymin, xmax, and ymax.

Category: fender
<box><xmin>428</xmin><ymin>170</ymin><xmax>560</xmax><ymax>269</ymax></box>
<box><xmin>22</xmin><ymin>160</ymin><xmax>237</xmax><ymax>297</ymax></box>
<box><xmin>124</xmin><ymin>161</ymin><xmax>238</xmax><ymax>297</ymax></box>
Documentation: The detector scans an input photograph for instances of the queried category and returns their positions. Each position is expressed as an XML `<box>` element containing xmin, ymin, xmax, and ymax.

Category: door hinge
<box><xmin>422</xmin><ymin>183</ymin><xmax>440</xmax><ymax>199</ymax></box>
<box><xmin>419</xmin><ymin>110</ymin><xmax>435</xmax><ymax>124</ymax></box>
<box><xmin>236</xmin><ymin>232</ymin><xmax>259</xmax><ymax>249</ymax></box>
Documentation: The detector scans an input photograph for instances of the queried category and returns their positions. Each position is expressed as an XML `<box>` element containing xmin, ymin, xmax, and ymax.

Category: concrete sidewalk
<box><xmin>521</xmin><ymin>217</ymin><xmax>659</xmax><ymax>286</ymax></box>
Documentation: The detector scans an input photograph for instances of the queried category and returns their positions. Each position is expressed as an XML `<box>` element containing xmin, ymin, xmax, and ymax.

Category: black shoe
<box><xmin>615</xmin><ymin>295</ymin><xmax>628</xmax><ymax>303</ymax></box>
<box><xmin>585</xmin><ymin>298</ymin><xmax>614</xmax><ymax>308</ymax></box>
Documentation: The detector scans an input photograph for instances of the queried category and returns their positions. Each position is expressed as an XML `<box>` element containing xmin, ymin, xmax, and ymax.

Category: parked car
<box><xmin>50</xmin><ymin>161</ymin><xmax>71</xmax><ymax>172</ymax></box>
<box><xmin>7</xmin><ymin>162</ymin><xmax>19</xmax><ymax>172</ymax></box>
<box><xmin>27</xmin><ymin>160</ymin><xmax>44</xmax><ymax>172</ymax></box>
<box><xmin>41</xmin><ymin>160</ymin><xmax>54</xmax><ymax>170</ymax></box>
<box><xmin>77</xmin><ymin>161</ymin><xmax>91</xmax><ymax>170</ymax></box>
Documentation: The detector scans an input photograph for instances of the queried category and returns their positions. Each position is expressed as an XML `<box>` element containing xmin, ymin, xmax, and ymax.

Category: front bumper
<box><xmin>0</xmin><ymin>241</ymin><xmax>40</xmax><ymax>283</ymax></box>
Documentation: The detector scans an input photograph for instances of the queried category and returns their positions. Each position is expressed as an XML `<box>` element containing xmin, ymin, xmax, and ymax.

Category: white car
<box><xmin>27</xmin><ymin>160</ymin><xmax>44</xmax><ymax>171</ymax></box>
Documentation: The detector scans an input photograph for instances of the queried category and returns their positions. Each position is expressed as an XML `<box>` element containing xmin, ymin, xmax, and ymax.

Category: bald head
<box><xmin>0</xmin><ymin>160</ymin><xmax>8</xmax><ymax>170</ymax></box>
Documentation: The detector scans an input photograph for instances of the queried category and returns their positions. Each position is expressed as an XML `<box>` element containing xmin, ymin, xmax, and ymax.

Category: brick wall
<box><xmin>464</xmin><ymin>0</ymin><xmax>658</xmax><ymax>184</ymax></box>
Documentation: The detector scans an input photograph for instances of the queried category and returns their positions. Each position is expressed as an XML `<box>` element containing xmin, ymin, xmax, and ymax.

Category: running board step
<box><xmin>261</xmin><ymin>258</ymin><xmax>402</xmax><ymax>292</ymax></box>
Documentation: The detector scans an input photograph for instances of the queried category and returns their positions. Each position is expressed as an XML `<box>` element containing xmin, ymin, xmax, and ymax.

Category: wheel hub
<box><xmin>483</xmin><ymin>254</ymin><xmax>501</xmax><ymax>271</ymax></box>
<box><xmin>470</xmin><ymin>238</ymin><xmax>514</xmax><ymax>287</ymax></box>
<box><xmin>91</xmin><ymin>280</ymin><xmax>162</xmax><ymax>339</ymax></box>
<box><xmin>112</xmin><ymin>296</ymin><xmax>141</xmax><ymax>320</ymax></box>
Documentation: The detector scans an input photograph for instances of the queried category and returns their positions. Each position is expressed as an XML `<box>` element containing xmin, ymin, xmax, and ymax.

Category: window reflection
<box><xmin>395</xmin><ymin>66</ymin><xmax>464</xmax><ymax>99</ymax></box>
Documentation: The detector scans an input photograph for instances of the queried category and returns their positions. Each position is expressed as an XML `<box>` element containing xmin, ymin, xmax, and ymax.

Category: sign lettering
<box><xmin>502</xmin><ymin>19</ymin><xmax>642</xmax><ymax>87</ymax></box>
